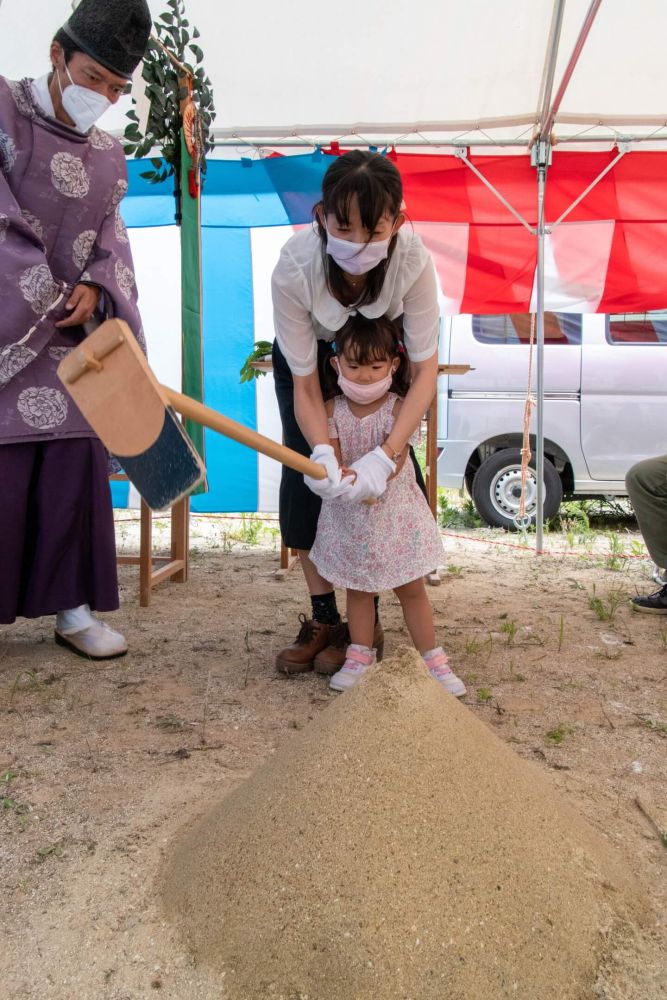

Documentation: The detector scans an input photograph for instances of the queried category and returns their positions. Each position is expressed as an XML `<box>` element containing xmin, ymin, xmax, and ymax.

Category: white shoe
<box><xmin>55</xmin><ymin>621</ymin><xmax>128</xmax><ymax>660</ymax></box>
<box><xmin>424</xmin><ymin>648</ymin><xmax>466</xmax><ymax>697</ymax></box>
<box><xmin>329</xmin><ymin>644</ymin><xmax>376</xmax><ymax>692</ymax></box>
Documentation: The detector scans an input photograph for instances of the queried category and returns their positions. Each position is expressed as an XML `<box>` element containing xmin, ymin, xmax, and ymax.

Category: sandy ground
<box><xmin>1</xmin><ymin>512</ymin><xmax>666</xmax><ymax>999</ymax></box>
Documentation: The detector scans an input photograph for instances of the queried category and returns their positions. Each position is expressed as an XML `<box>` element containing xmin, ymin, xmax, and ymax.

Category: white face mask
<box><xmin>57</xmin><ymin>63</ymin><xmax>111</xmax><ymax>133</ymax></box>
<box><xmin>325</xmin><ymin>229</ymin><xmax>394</xmax><ymax>276</ymax></box>
<box><xmin>333</xmin><ymin>359</ymin><xmax>397</xmax><ymax>405</ymax></box>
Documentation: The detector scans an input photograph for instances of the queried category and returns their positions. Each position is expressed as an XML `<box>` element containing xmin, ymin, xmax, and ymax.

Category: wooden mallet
<box><xmin>57</xmin><ymin>319</ymin><xmax>327</xmax><ymax>510</ymax></box>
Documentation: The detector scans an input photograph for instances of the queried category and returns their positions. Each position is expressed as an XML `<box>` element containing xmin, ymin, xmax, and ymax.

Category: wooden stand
<box><xmin>112</xmin><ymin>475</ymin><xmax>190</xmax><ymax>606</ymax></box>
<box><xmin>275</xmin><ymin>545</ymin><xmax>299</xmax><ymax>580</ymax></box>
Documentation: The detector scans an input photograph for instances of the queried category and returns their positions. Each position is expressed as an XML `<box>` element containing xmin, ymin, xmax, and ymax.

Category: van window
<box><xmin>472</xmin><ymin>313</ymin><xmax>582</xmax><ymax>345</ymax></box>
<box><xmin>606</xmin><ymin>311</ymin><xmax>667</xmax><ymax>344</ymax></box>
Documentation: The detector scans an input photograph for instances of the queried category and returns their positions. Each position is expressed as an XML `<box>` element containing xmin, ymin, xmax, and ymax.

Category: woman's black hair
<box><xmin>314</xmin><ymin>151</ymin><xmax>403</xmax><ymax>309</ymax></box>
<box><xmin>323</xmin><ymin>314</ymin><xmax>411</xmax><ymax>399</ymax></box>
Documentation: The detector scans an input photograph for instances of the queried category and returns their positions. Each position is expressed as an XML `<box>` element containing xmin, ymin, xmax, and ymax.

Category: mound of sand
<box><xmin>162</xmin><ymin>648</ymin><xmax>646</xmax><ymax>1000</ymax></box>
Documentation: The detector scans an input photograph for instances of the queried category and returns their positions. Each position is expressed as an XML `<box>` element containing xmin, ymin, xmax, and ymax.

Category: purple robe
<box><xmin>0</xmin><ymin>76</ymin><xmax>144</xmax><ymax>444</ymax></box>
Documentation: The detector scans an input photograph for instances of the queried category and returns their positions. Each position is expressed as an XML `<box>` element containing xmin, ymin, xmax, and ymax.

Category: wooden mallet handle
<box><xmin>163</xmin><ymin>388</ymin><xmax>327</xmax><ymax>481</ymax></box>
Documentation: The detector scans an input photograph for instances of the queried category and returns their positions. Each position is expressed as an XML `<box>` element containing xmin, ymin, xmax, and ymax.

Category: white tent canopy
<box><xmin>2</xmin><ymin>0</ymin><xmax>667</xmax><ymax>146</ymax></box>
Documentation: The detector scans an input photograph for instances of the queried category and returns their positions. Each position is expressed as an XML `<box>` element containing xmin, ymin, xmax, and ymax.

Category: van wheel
<box><xmin>472</xmin><ymin>448</ymin><xmax>563</xmax><ymax>531</ymax></box>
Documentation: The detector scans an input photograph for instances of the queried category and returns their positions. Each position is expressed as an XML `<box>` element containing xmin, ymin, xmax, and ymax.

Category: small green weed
<box><xmin>587</xmin><ymin>584</ymin><xmax>624</xmax><ymax>622</ymax></box>
<box><xmin>9</xmin><ymin>669</ymin><xmax>43</xmax><ymax>701</ymax></box>
<box><xmin>438</xmin><ymin>490</ymin><xmax>482</xmax><ymax>529</ymax></box>
<box><xmin>500</xmin><ymin>619</ymin><xmax>518</xmax><ymax>646</ymax></box>
<box><xmin>153</xmin><ymin>714</ymin><xmax>188</xmax><ymax>732</ymax></box>
<box><xmin>237</xmin><ymin>515</ymin><xmax>262</xmax><ymax>547</ymax></box>
<box><xmin>464</xmin><ymin>635</ymin><xmax>493</xmax><ymax>659</ymax></box>
<box><xmin>507</xmin><ymin>662</ymin><xmax>526</xmax><ymax>683</ymax></box>
<box><xmin>1</xmin><ymin>795</ymin><xmax>29</xmax><ymax>815</ymax></box>
<box><xmin>36</xmin><ymin>842</ymin><xmax>65</xmax><ymax>863</ymax></box>
<box><xmin>545</xmin><ymin>724</ymin><xmax>575</xmax><ymax>745</ymax></box>
<box><xmin>476</xmin><ymin>687</ymin><xmax>493</xmax><ymax>704</ymax></box>
<box><xmin>0</xmin><ymin>770</ymin><xmax>28</xmax><ymax>815</ymax></box>
<box><xmin>465</xmin><ymin>637</ymin><xmax>484</xmax><ymax>655</ymax></box>
<box><xmin>641</xmin><ymin>718</ymin><xmax>667</xmax><ymax>737</ymax></box>
<box><xmin>605</xmin><ymin>533</ymin><xmax>625</xmax><ymax>572</ymax></box>
<box><xmin>447</xmin><ymin>564</ymin><xmax>463</xmax><ymax>576</ymax></box>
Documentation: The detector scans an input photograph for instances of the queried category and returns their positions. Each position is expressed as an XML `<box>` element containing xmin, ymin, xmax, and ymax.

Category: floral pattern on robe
<box><xmin>0</xmin><ymin>76</ymin><xmax>144</xmax><ymax>443</ymax></box>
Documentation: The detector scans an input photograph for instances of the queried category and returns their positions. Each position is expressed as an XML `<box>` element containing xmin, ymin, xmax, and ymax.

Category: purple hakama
<box><xmin>0</xmin><ymin>438</ymin><xmax>119</xmax><ymax>623</ymax></box>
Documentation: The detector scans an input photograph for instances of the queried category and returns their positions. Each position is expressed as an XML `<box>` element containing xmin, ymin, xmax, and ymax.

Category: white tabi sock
<box><xmin>56</xmin><ymin>604</ymin><xmax>97</xmax><ymax>635</ymax></box>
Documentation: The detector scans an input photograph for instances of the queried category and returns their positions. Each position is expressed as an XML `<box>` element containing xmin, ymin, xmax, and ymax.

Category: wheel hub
<box><xmin>491</xmin><ymin>466</ymin><xmax>538</xmax><ymax>519</ymax></box>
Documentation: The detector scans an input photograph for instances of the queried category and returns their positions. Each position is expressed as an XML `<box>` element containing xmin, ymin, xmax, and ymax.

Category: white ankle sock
<box><xmin>56</xmin><ymin>604</ymin><xmax>96</xmax><ymax>635</ymax></box>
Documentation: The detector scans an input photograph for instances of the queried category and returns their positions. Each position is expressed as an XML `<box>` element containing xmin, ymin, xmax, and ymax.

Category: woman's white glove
<box><xmin>304</xmin><ymin>444</ymin><xmax>354</xmax><ymax>499</ymax></box>
<box><xmin>345</xmin><ymin>446</ymin><xmax>396</xmax><ymax>502</ymax></box>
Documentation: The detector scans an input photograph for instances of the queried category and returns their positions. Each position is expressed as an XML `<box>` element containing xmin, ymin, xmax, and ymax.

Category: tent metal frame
<box><xmin>151</xmin><ymin>0</ymin><xmax>666</xmax><ymax>540</ymax></box>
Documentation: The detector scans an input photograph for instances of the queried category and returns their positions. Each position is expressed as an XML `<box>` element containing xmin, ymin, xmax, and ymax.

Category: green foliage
<box><xmin>545</xmin><ymin>724</ymin><xmax>575</xmax><ymax>745</ymax></box>
<box><xmin>239</xmin><ymin>342</ymin><xmax>274</xmax><ymax>383</ymax></box>
<box><xmin>604</xmin><ymin>532</ymin><xmax>626</xmax><ymax>572</ymax></box>
<box><xmin>124</xmin><ymin>0</ymin><xmax>215</xmax><ymax>184</ymax></box>
<box><xmin>587</xmin><ymin>583</ymin><xmax>625</xmax><ymax>622</ymax></box>
<box><xmin>476</xmin><ymin>687</ymin><xmax>493</xmax><ymax>703</ymax></box>
<box><xmin>500</xmin><ymin>619</ymin><xmax>518</xmax><ymax>646</ymax></box>
<box><xmin>641</xmin><ymin>717</ymin><xmax>667</xmax><ymax>736</ymax></box>
<box><xmin>153</xmin><ymin>713</ymin><xmax>187</xmax><ymax>731</ymax></box>
<box><xmin>438</xmin><ymin>490</ymin><xmax>482</xmax><ymax>529</ymax></box>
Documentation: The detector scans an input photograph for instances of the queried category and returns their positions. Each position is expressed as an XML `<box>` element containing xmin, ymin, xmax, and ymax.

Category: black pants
<box><xmin>272</xmin><ymin>339</ymin><xmax>427</xmax><ymax>550</ymax></box>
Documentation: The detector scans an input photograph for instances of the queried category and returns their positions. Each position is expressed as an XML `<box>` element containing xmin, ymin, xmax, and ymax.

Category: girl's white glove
<box><xmin>304</xmin><ymin>444</ymin><xmax>354</xmax><ymax>499</ymax></box>
<box><xmin>344</xmin><ymin>446</ymin><xmax>396</xmax><ymax>502</ymax></box>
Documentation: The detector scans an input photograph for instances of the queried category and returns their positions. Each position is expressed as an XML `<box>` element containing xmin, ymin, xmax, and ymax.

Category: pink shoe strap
<box><xmin>344</xmin><ymin>646</ymin><xmax>375</xmax><ymax>670</ymax></box>
<box><xmin>424</xmin><ymin>650</ymin><xmax>453</xmax><ymax>676</ymax></box>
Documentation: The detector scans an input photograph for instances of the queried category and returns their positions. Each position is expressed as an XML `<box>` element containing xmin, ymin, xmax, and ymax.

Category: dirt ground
<box><xmin>1</xmin><ymin>510</ymin><xmax>666</xmax><ymax>999</ymax></box>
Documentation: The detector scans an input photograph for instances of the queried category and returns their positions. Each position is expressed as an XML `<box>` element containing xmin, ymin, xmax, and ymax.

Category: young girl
<box><xmin>272</xmin><ymin>150</ymin><xmax>441</xmax><ymax>676</ymax></box>
<box><xmin>309</xmin><ymin>314</ymin><xmax>466</xmax><ymax>697</ymax></box>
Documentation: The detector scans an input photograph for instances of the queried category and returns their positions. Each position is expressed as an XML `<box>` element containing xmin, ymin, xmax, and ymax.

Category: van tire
<box><xmin>472</xmin><ymin>448</ymin><xmax>563</xmax><ymax>531</ymax></box>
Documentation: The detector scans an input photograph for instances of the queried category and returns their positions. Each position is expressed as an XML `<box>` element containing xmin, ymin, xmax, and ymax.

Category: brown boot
<box><xmin>276</xmin><ymin>614</ymin><xmax>333</xmax><ymax>674</ymax></box>
<box><xmin>313</xmin><ymin>620</ymin><xmax>385</xmax><ymax>676</ymax></box>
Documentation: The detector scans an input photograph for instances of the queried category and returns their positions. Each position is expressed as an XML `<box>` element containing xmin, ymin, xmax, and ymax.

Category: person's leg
<box><xmin>273</xmin><ymin>340</ymin><xmax>344</xmax><ymax>672</ymax></box>
<box><xmin>329</xmin><ymin>589</ymin><xmax>377</xmax><ymax>692</ymax></box>
<box><xmin>298</xmin><ymin>550</ymin><xmax>336</xmax><ymax>598</ymax></box>
<box><xmin>24</xmin><ymin>438</ymin><xmax>119</xmax><ymax>617</ymax></box>
<box><xmin>314</xmin><ymin>594</ymin><xmax>384</xmax><ymax>675</ymax></box>
<box><xmin>346</xmin><ymin>589</ymin><xmax>375</xmax><ymax>648</ymax></box>
<box><xmin>1</xmin><ymin>438</ymin><xmax>126</xmax><ymax>656</ymax></box>
<box><xmin>393</xmin><ymin>578</ymin><xmax>436</xmax><ymax>653</ymax></box>
<box><xmin>626</xmin><ymin>455</ymin><xmax>667</xmax><ymax>612</ymax></box>
<box><xmin>0</xmin><ymin>442</ymin><xmax>36</xmax><ymax>624</ymax></box>
<box><xmin>626</xmin><ymin>455</ymin><xmax>667</xmax><ymax>569</ymax></box>
<box><xmin>394</xmin><ymin>578</ymin><xmax>466</xmax><ymax>696</ymax></box>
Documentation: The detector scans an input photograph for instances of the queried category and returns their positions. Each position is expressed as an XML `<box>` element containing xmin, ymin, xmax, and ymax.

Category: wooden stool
<box><xmin>111</xmin><ymin>474</ymin><xmax>190</xmax><ymax>607</ymax></box>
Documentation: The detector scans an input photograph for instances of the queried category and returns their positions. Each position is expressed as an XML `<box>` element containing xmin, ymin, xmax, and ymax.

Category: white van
<box><xmin>437</xmin><ymin>311</ymin><xmax>667</xmax><ymax>529</ymax></box>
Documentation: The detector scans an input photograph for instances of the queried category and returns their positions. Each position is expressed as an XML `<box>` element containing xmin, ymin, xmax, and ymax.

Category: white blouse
<box><xmin>271</xmin><ymin>226</ymin><xmax>440</xmax><ymax>376</ymax></box>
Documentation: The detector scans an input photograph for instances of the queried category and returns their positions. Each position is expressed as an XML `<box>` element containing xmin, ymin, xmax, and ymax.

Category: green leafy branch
<box><xmin>240</xmin><ymin>342</ymin><xmax>274</xmax><ymax>383</ymax></box>
<box><xmin>123</xmin><ymin>0</ymin><xmax>215</xmax><ymax>185</ymax></box>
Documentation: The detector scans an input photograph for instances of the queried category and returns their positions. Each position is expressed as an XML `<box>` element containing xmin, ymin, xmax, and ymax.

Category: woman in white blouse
<box><xmin>271</xmin><ymin>151</ymin><xmax>440</xmax><ymax>675</ymax></box>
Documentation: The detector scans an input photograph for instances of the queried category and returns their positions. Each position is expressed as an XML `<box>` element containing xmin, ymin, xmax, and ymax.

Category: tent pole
<box><xmin>533</xmin><ymin>140</ymin><xmax>550</xmax><ymax>553</ymax></box>
<box><xmin>543</xmin><ymin>0</ymin><xmax>604</xmax><ymax>138</ymax></box>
